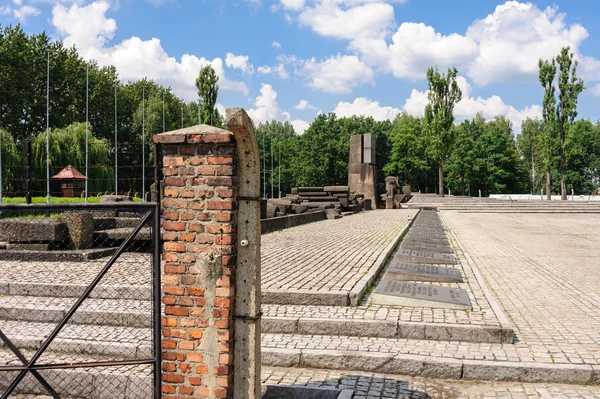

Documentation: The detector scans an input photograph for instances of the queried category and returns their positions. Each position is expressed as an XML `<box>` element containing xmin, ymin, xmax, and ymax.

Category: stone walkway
<box><xmin>262</xmin><ymin>367</ymin><xmax>600</xmax><ymax>398</ymax></box>
<box><xmin>262</xmin><ymin>209</ymin><xmax>417</xmax><ymax>305</ymax></box>
<box><xmin>442</xmin><ymin>212</ymin><xmax>600</xmax><ymax>366</ymax></box>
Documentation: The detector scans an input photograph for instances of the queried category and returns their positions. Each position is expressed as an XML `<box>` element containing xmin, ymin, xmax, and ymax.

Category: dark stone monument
<box><xmin>348</xmin><ymin>134</ymin><xmax>378</xmax><ymax>208</ymax></box>
<box><xmin>386</xmin><ymin>261</ymin><xmax>463</xmax><ymax>283</ymax></box>
<box><xmin>372</xmin><ymin>280</ymin><xmax>471</xmax><ymax>309</ymax></box>
<box><xmin>394</xmin><ymin>249</ymin><xmax>457</xmax><ymax>265</ymax></box>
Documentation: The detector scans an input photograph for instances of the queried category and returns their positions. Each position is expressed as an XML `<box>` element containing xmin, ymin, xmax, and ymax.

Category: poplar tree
<box><xmin>423</xmin><ymin>66</ymin><xmax>462</xmax><ymax>197</ymax></box>
<box><xmin>538</xmin><ymin>58</ymin><xmax>557</xmax><ymax>200</ymax></box>
<box><xmin>556</xmin><ymin>47</ymin><xmax>584</xmax><ymax>200</ymax></box>
<box><xmin>195</xmin><ymin>65</ymin><xmax>221</xmax><ymax>126</ymax></box>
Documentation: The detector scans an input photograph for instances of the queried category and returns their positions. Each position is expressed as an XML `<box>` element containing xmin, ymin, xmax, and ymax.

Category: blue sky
<box><xmin>1</xmin><ymin>0</ymin><xmax>599</xmax><ymax>133</ymax></box>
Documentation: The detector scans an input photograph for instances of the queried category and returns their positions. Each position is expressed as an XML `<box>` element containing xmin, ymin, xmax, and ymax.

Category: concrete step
<box><xmin>2</xmin><ymin>282</ymin><xmax>152</xmax><ymax>301</ymax></box>
<box><xmin>94</xmin><ymin>227</ymin><xmax>152</xmax><ymax>242</ymax></box>
<box><xmin>0</xmin><ymin>295</ymin><xmax>152</xmax><ymax>328</ymax></box>
<box><xmin>262</xmin><ymin>307</ymin><xmax>512</xmax><ymax>344</ymax></box>
<box><xmin>0</xmin><ymin>320</ymin><xmax>151</xmax><ymax>359</ymax></box>
<box><xmin>0</xmin><ymin>348</ymin><xmax>152</xmax><ymax>398</ymax></box>
<box><xmin>261</xmin><ymin>333</ymin><xmax>600</xmax><ymax>385</ymax></box>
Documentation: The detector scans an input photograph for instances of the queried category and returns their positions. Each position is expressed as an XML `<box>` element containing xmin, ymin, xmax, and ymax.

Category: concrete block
<box><xmin>380</xmin><ymin>354</ymin><xmax>463</xmax><ymax>379</ymax></box>
<box><xmin>262</xmin><ymin>289</ymin><xmax>348</xmax><ymax>306</ymax></box>
<box><xmin>301</xmin><ymin>349</ymin><xmax>394</xmax><ymax>372</ymax></box>
<box><xmin>262</xmin><ymin>316</ymin><xmax>299</xmax><ymax>334</ymax></box>
<box><xmin>0</xmin><ymin>219</ymin><xmax>67</xmax><ymax>242</ymax></box>
<box><xmin>396</xmin><ymin>322</ymin><xmax>426</xmax><ymax>340</ymax></box>
<box><xmin>261</xmin><ymin>348</ymin><xmax>301</xmax><ymax>367</ymax></box>
<box><xmin>297</xmin><ymin>318</ymin><xmax>397</xmax><ymax>338</ymax></box>
<box><xmin>463</xmin><ymin>360</ymin><xmax>593</xmax><ymax>383</ymax></box>
<box><xmin>262</xmin><ymin>385</ymin><xmax>341</xmax><ymax>399</ymax></box>
<box><xmin>424</xmin><ymin>324</ymin><xmax>503</xmax><ymax>344</ymax></box>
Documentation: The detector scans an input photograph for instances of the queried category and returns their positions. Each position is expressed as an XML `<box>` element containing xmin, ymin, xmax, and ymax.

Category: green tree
<box><xmin>383</xmin><ymin>113</ymin><xmax>432</xmax><ymax>190</ymax></box>
<box><xmin>195</xmin><ymin>65</ymin><xmax>221</xmax><ymax>127</ymax></box>
<box><xmin>517</xmin><ymin>118</ymin><xmax>543</xmax><ymax>194</ymax></box>
<box><xmin>0</xmin><ymin>128</ymin><xmax>24</xmax><ymax>196</ymax></box>
<box><xmin>423</xmin><ymin>66</ymin><xmax>462</xmax><ymax>196</ymax></box>
<box><xmin>538</xmin><ymin>57</ymin><xmax>558</xmax><ymax>199</ymax></box>
<box><xmin>556</xmin><ymin>47</ymin><xmax>585</xmax><ymax>199</ymax></box>
<box><xmin>255</xmin><ymin>120</ymin><xmax>297</xmax><ymax>197</ymax></box>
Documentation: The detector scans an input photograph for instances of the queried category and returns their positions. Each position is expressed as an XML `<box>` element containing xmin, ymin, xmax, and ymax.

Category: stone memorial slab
<box><xmin>411</xmin><ymin>227</ymin><xmax>446</xmax><ymax>234</ymax></box>
<box><xmin>407</xmin><ymin>229</ymin><xmax>447</xmax><ymax>237</ymax></box>
<box><xmin>401</xmin><ymin>240</ymin><xmax>453</xmax><ymax>254</ymax></box>
<box><xmin>372</xmin><ymin>280</ymin><xmax>471</xmax><ymax>309</ymax></box>
<box><xmin>404</xmin><ymin>235</ymin><xmax>450</xmax><ymax>245</ymax></box>
<box><xmin>386</xmin><ymin>261</ymin><xmax>463</xmax><ymax>283</ymax></box>
<box><xmin>395</xmin><ymin>249</ymin><xmax>457</xmax><ymax>265</ymax></box>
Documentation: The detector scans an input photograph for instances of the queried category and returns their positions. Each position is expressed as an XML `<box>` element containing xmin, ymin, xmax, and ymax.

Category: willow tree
<box><xmin>556</xmin><ymin>47</ymin><xmax>585</xmax><ymax>200</ymax></box>
<box><xmin>0</xmin><ymin>129</ymin><xmax>24</xmax><ymax>196</ymax></box>
<box><xmin>32</xmin><ymin>122</ymin><xmax>112</xmax><ymax>195</ymax></box>
<box><xmin>538</xmin><ymin>58</ymin><xmax>557</xmax><ymax>200</ymax></box>
<box><xmin>424</xmin><ymin>66</ymin><xmax>462</xmax><ymax>197</ymax></box>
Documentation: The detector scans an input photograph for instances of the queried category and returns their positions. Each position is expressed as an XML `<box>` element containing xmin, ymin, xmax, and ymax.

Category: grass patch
<box><xmin>0</xmin><ymin>196</ymin><xmax>143</xmax><ymax>204</ymax></box>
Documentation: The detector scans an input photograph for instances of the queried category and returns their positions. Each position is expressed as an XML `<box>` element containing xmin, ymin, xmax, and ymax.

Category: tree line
<box><xmin>1</xmin><ymin>24</ymin><xmax>599</xmax><ymax>198</ymax></box>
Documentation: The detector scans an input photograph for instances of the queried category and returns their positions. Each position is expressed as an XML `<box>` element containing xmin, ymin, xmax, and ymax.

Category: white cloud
<box><xmin>280</xmin><ymin>0</ymin><xmax>305</xmax><ymax>11</ymax></box>
<box><xmin>298</xmin><ymin>1</ymin><xmax>394</xmax><ymax>40</ymax></box>
<box><xmin>225</xmin><ymin>53</ymin><xmax>254</xmax><ymax>75</ymax></box>
<box><xmin>282</xmin><ymin>1</ymin><xmax>600</xmax><ymax>88</ymax></box>
<box><xmin>247</xmin><ymin>84</ymin><xmax>309</xmax><ymax>134</ymax></box>
<box><xmin>402</xmin><ymin>77</ymin><xmax>542</xmax><ymax>133</ymax></box>
<box><xmin>1</xmin><ymin>4</ymin><xmax>41</xmax><ymax>22</ymax></box>
<box><xmin>291</xmin><ymin>119</ymin><xmax>310</xmax><ymax>134</ymax></box>
<box><xmin>334</xmin><ymin>97</ymin><xmax>401</xmax><ymax>121</ymax></box>
<box><xmin>257</xmin><ymin>63</ymin><xmax>289</xmax><ymax>79</ymax></box>
<box><xmin>295</xmin><ymin>99</ymin><xmax>318</xmax><ymax>110</ymax></box>
<box><xmin>272</xmin><ymin>41</ymin><xmax>282</xmax><ymax>49</ymax></box>
<box><xmin>51</xmin><ymin>1</ymin><xmax>248</xmax><ymax>101</ymax></box>
<box><xmin>301</xmin><ymin>54</ymin><xmax>374</xmax><ymax>94</ymax></box>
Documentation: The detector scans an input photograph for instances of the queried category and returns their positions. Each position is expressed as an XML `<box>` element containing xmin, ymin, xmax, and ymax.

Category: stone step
<box><xmin>94</xmin><ymin>227</ymin><xmax>152</xmax><ymax>242</ymax></box>
<box><xmin>0</xmin><ymin>295</ymin><xmax>152</xmax><ymax>328</ymax></box>
<box><xmin>1</xmin><ymin>282</ymin><xmax>152</xmax><ymax>301</ymax></box>
<box><xmin>0</xmin><ymin>320</ymin><xmax>152</xmax><ymax>359</ymax></box>
<box><xmin>0</xmin><ymin>348</ymin><xmax>152</xmax><ymax>398</ymax></box>
<box><xmin>261</xmin><ymin>308</ymin><xmax>512</xmax><ymax>344</ymax></box>
<box><xmin>261</xmin><ymin>333</ymin><xmax>600</xmax><ymax>384</ymax></box>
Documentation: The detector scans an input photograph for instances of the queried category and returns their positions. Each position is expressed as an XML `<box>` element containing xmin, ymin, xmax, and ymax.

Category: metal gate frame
<box><xmin>0</xmin><ymin>201</ymin><xmax>162</xmax><ymax>399</ymax></box>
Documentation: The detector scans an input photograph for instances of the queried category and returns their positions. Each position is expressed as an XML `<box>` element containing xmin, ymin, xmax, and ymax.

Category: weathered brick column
<box><xmin>154</xmin><ymin>108</ymin><xmax>261</xmax><ymax>399</ymax></box>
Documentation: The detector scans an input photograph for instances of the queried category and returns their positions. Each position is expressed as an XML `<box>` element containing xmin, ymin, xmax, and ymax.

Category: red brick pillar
<box><xmin>154</xmin><ymin>124</ymin><xmax>239</xmax><ymax>399</ymax></box>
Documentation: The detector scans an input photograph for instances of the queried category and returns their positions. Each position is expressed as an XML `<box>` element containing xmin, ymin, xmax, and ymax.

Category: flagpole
<box><xmin>262</xmin><ymin>131</ymin><xmax>265</xmax><ymax>198</ymax></box>
<box><xmin>278</xmin><ymin>133</ymin><xmax>281</xmax><ymax>198</ymax></box>
<box><xmin>142</xmin><ymin>85</ymin><xmax>145</xmax><ymax>202</ymax></box>
<box><xmin>162</xmin><ymin>91</ymin><xmax>165</xmax><ymax>132</ymax></box>
<box><xmin>270</xmin><ymin>132</ymin><xmax>273</xmax><ymax>199</ymax></box>
<box><xmin>46</xmin><ymin>52</ymin><xmax>50</xmax><ymax>204</ymax></box>
<box><xmin>115</xmin><ymin>81</ymin><xmax>118</xmax><ymax>194</ymax></box>
<box><xmin>181</xmin><ymin>103</ymin><xmax>184</xmax><ymax>129</ymax></box>
<box><xmin>85</xmin><ymin>64</ymin><xmax>89</xmax><ymax>203</ymax></box>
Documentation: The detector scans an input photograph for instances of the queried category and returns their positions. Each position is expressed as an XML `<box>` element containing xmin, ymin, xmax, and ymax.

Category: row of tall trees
<box><xmin>0</xmin><ymin>24</ymin><xmax>222</xmax><ymax>195</ymax></box>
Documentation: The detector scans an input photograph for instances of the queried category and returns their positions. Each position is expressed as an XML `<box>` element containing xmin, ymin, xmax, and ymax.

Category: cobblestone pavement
<box><xmin>262</xmin><ymin>367</ymin><xmax>600</xmax><ymax>398</ymax></box>
<box><xmin>262</xmin><ymin>210</ymin><xmax>417</xmax><ymax>293</ymax></box>
<box><xmin>441</xmin><ymin>212</ymin><xmax>600</xmax><ymax>365</ymax></box>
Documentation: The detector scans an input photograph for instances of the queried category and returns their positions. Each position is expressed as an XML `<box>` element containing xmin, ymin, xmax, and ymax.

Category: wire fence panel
<box><xmin>0</xmin><ymin>203</ymin><xmax>161</xmax><ymax>399</ymax></box>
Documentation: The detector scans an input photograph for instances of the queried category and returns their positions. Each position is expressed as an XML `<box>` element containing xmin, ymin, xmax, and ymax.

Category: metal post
<box><xmin>181</xmin><ymin>103</ymin><xmax>184</xmax><ymax>129</ymax></box>
<box><xmin>262</xmin><ymin>131</ymin><xmax>265</xmax><ymax>198</ymax></box>
<box><xmin>115</xmin><ymin>81</ymin><xmax>118</xmax><ymax>194</ymax></box>
<box><xmin>152</xmin><ymin>142</ymin><xmax>162</xmax><ymax>398</ymax></box>
<box><xmin>26</xmin><ymin>141</ymin><xmax>32</xmax><ymax>204</ymax></box>
<box><xmin>270</xmin><ymin>132</ymin><xmax>273</xmax><ymax>199</ymax></box>
<box><xmin>0</xmin><ymin>116</ymin><xmax>3</xmax><ymax>203</ymax></box>
<box><xmin>142</xmin><ymin>85</ymin><xmax>146</xmax><ymax>202</ymax></box>
<box><xmin>162</xmin><ymin>91</ymin><xmax>165</xmax><ymax>133</ymax></box>
<box><xmin>278</xmin><ymin>134</ymin><xmax>281</xmax><ymax>198</ymax></box>
<box><xmin>46</xmin><ymin>52</ymin><xmax>50</xmax><ymax>204</ymax></box>
<box><xmin>85</xmin><ymin>64</ymin><xmax>89</xmax><ymax>203</ymax></box>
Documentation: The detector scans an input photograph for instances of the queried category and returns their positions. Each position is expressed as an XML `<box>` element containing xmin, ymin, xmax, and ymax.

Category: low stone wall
<box><xmin>261</xmin><ymin>210</ymin><xmax>326</xmax><ymax>234</ymax></box>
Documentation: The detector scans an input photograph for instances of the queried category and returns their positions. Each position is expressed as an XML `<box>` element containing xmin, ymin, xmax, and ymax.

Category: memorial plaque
<box><xmin>372</xmin><ymin>280</ymin><xmax>471</xmax><ymax>309</ymax></box>
<box><xmin>407</xmin><ymin>229</ymin><xmax>447</xmax><ymax>237</ymax></box>
<box><xmin>401</xmin><ymin>240</ymin><xmax>453</xmax><ymax>254</ymax></box>
<box><xmin>395</xmin><ymin>249</ymin><xmax>457</xmax><ymax>265</ymax></box>
<box><xmin>404</xmin><ymin>235</ymin><xmax>450</xmax><ymax>245</ymax></box>
<box><xmin>386</xmin><ymin>261</ymin><xmax>463</xmax><ymax>283</ymax></box>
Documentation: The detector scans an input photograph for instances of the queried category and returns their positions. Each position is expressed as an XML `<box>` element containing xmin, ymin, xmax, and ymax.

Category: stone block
<box><xmin>462</xmin><ymin>360</ymin><xmax>593</xmax><ymax>384</ymax></box>
<box><xmin>400</xmin><ymin>241</ymin><xmax>454</xmax><ymax>254</ymax></box>
<box><xmin>6</xmin><ymin>242</ymin><xmax>53</xmax><ymax>250</ymax></box>
<box><xmin>379</xmin><ymin>354</ymin><xmax>463</xmax><ymax>379</ymax></box>
<box><xmin>99</xmin><ymin>194</ymin><xmax>133</xmax><ymax>203</ymax></box>
<box><xmin>394</xmin><ymin>249</ymin><xmax>457</xmax><ymax>265</ymax></box>
<box><xmin>372</xmin><ymin>280</ymin><xmax>471</xmax><ymax>309</ymax></box>
<box><xmin>301</xmin><ymin>349</ymin><xmax>394</xmax><ymax>372</ymax></box>
<box><xmin>59</xmin><ymin>211</ymin><xmax>95</xmax><ymax>249</ymax></box>
<box><xmin>348</xmin><ymin>135</ymin><xmax>363</xmax><ymax>165</ymax></box>
<box><xmin>386</xmin><ymin>261</ymin><xmax>463</xmax><ymax>283</ymax></box>
<box><xmin>291</xmin><ymin>204</ymin><xmax>309</xmax><ymax>214</ymax></box>
<box><xmin>261</xmin><ymin>348</ymin><xmax>301</xmax><ymax>367</ymax></box>
<box><xmin>0</xmin><ymin>219</ymin><xmax>68</xmax><ymax>243</ymax></box>
<box><xmin>326</xmin><ymin>209</ymin><xmax>342</xmax><ymax>219</ymax></box>
<box><xmin>323</xmin><ymin>186</ymin><xmax>349</xmax><ymax>193</ymax></box>
<box><xmin>402</xmin><ymin>185</ymin><xmax>412</xmax><ymax>196</ymax></box>
<box><xmin>262</xmin><ymin>385</ymin><xmax>341</xmax><ymax>399</ymax></box>
<box><xmin>262</xmin><ymin>316</ymin><xmax>299</xmax><ymax>334</ymax></box>
<box><xmin>298</xmin><ymin>318</ymin><xmax>398</xmax><ymax>338</ymax></box>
